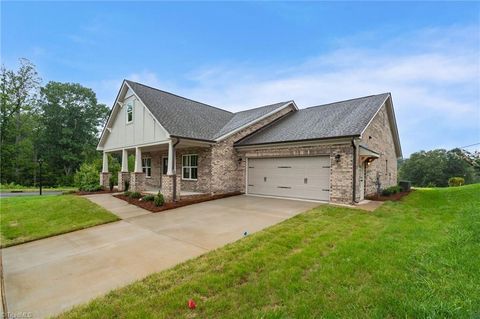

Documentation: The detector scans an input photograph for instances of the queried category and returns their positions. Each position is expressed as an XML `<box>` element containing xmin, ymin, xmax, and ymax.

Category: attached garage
<box><xmin>246</xmin><ymin>156</ymin><xmax>331</xmax><ymax>201</ymax></box>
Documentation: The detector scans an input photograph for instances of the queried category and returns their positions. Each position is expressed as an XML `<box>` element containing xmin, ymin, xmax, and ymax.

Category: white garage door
<box><xmin>247</xmin><ymin>156</ymin><xmax>330</xmax><ymax>201</ymax></box>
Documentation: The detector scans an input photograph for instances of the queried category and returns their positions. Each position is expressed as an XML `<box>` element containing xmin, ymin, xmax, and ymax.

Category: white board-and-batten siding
<box><xmin>101</xmin><ymin>91</ymin><xmax>168</xmax><ymax>151</ymax></box>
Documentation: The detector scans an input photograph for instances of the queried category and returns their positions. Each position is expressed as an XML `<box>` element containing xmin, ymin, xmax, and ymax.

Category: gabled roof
<box><xmin>125</xmin><ymin>80</ymin><xmax>232</xmax><ymax>141</ymax></box>
<box><xmin>214</xmin><ymin>101</ymin><xmax>292</xmax><ymax>139</ymax></box>
<box><xmin>124</xmin><ymin>80</ymin><xmax>292</xmax><ymax>141</ymax></box>
<box><xmin>235</xmin><ymin>93</ymin><xmax>392</xmax><ymax>145</ymax></box>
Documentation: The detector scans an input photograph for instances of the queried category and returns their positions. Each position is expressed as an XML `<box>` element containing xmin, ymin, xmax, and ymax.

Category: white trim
<box><xmin>125</xmin><ymin>100</ymin><xmax>134</xmax><ymax>124</ymax></box>
<box><xmin>245</xmin><ymin>157</ymin><xmax>249</xmax><ymax>195</ymax></box>
<box><xmin>360</xmin><ymin>94</ymin><xmax>390</xmax><ymax>137</ymax></box>
<box><xmin>359</xmin><ymin>94</ymin><xmax>402</xmax><ymax>158</ymax></box>
<box><xmin>100</xmin><ymin>139</ymin><xmax>170</xmax><ymax>153</ymax></box>
<box><xmin>181</xmin><ymin>154</ymin><xmax>198</xmax><ymax>181</ymax></box>
<box><xmin>215</xmin><ymin>101</ymin><xmax>297</xmax><ymax>142</ymax></box>
<box><xmin>142</xmin><ymin>156</ymin><xmax>152</xmax><ymax>178</ymax></box>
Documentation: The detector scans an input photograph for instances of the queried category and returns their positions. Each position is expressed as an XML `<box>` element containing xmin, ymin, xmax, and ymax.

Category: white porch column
<box><xmin>167</xmin><ymin>140</ymin><xmax>174</xmax><ymax>175</ymax></box>
<box><xmin>135</xmin><ymin>147</ymin><xmax>142</xmax><ymax>173</ymax></box>
<box><xmin>102</xmin><ymin>151</ymin><xmax>109</xmax><ymax>173</ymax></box>
<box><xmin>121</xmin><ymin>149</ymin><xmax>129</xmax><ymax>172</ymax></box>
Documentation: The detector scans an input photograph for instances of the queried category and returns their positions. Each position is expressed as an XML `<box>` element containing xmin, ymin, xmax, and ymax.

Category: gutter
<box><xmin>172</xmin><ymin>138</ymin><xmax>181</xmax><ymax>201</ymax></box>
<box><xmin>352</xmin><ymin>138</ymin><xmax>359</xmax><ymax>204</ymax></box>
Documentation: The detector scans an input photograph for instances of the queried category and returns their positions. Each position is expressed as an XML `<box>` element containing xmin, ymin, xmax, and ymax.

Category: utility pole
<box><xmin>38</xmin><ymin>158</ymin><xmax>44</xmax><ymax>195</ymax></box>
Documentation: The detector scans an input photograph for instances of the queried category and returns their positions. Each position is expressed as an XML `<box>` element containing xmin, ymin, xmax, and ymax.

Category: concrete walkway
<box><xmin>82</xmin><ymin>194</ymin><xmax>151</xmax><ymax>219</ymax></box>
<box><xmin>2</xmin><ymin>195</ymin><xmax>319</xmax><ymax>318</ymax></box>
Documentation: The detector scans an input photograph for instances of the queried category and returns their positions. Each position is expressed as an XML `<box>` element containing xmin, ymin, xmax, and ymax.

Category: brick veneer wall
<box><xmin>130</xmin><ymin>172</ymin><xmax>146</xmax><ymax>192</ymax></box>
<box><xmin>210</xmin><ymin>106</ymin><xmax>295</xmax><ymax>194</ymax></box>
<box><xmin>240</xmin><ymin>143</ymin><xmax>354</xmax><ymax>203</ymax></box>
<box><xmin>100</xmin><ymin>172</ymin><xmax>111</xmax><ymax>189</ymax></box>
<box><xmin>360</xmin><ymin>103</ymin><xmax>398</xmax><ymax>197</ymax></box>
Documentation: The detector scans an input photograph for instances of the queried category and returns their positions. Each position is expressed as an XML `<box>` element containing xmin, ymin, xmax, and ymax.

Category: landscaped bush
<box><xmin>74</xmin><ymin>163</ymin><xmax>102</xmax><ymax>192</ymax></box>
<box><xmin>123</xmin><ymin>191</ymin><xmax>131</xmax><ymax>197</ymax></box>
<box><xmin>448</xmin><ymin>177</ymin><xmax>465</xmax><ymax>187</ymax></box>
<box><xmin>124</xmin><ymin>180</ymin><xmax>130</xmax><ymax>192</ymax></box>
<box><xmin>129</xmin><ymin>191</ymin><xmax>142</xmax><ymax>199</ymax></box>
<box><xmin>142</xmin><ymin>194</ymin><xmax>155</xmax><ymax>201</ymax></box>
<box><xmin>154</xmin><ymin>192</ymin><xmax>165</xmax><ymax>207</ymax></box>
<box><xmin>381</xmin><ymin>185</ymin><xmax>402</xmax><ymax>196</ymax></box>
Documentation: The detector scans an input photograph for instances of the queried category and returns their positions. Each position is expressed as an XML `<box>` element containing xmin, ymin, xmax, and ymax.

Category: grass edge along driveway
<box><xmin>57</xmin><ymin>184</ymin><xmax>480</xmax><ymax>318</ymax></box>
<box><xmin>1</xmin><ymin>195</ymin><xmax>119</xmax><ymax>247</ymax></box>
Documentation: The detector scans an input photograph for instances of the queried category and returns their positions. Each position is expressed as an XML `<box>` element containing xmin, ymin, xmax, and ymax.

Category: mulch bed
<box><xmin>366</xmin><ymin>190</ymin><xmax>413</xmax><ymax>202</ymax></box>
<box><xmin>114</xmin><ymin>192</ymin><xmax>242</xmax><ymax>213</ymax></box>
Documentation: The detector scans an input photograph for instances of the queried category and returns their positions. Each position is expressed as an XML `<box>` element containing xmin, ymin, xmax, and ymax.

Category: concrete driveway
<box><xmin>2</xmin><ymin>195</ymin><xmax>318</xmax><ymax>318</ymax></box>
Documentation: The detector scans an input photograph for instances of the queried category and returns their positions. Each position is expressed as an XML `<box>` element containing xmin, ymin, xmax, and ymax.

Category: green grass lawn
<box><xmin>0</xmin><ymin>195</ymin><xmax>119</xmax><ymax>247</ymax></box>
<box><xmin>58</xmin><ymin>185</ymin><xmax>480</xmax><ymax>318</ymax></box>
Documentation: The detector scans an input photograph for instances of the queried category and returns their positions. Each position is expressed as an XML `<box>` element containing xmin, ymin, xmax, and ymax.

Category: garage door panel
<box><xmin>247</xmin><ymin>156</ymin><xmax>330</xmax><ymax>201</ymax></box>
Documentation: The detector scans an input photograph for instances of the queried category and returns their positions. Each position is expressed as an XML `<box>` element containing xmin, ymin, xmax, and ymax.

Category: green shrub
<box><xmin>381</xmin><ymin>185</ymin><xmax>402</xmax><ymax>196</ymax></box>
<box><xmin>124</xmin><ymin>180</ymin><xmax>130</xmax><ymax>192</ymax></box>
<box><xmin>129</xmin><ymin>191</ymin><xmax>142</xmax><ymax>199</ymax></box>
<box><xmin>142</xmin><ymin>194</ymin><xmax>155</xmax><ymax>201</ymax></box>
<box><xmin>123</xmin><ymin>191</ymin><xmax>131</xmax><ymax>197</ymax></box>
<box><xmin>448</xmin><ymin>177</ymin><xmax>465</xmax><ymax>187</ymax></box>
<box><xmin>74</xmin><ymin>163</ymin><xmax>102</xmax><ymax>192</ymax></box>
<box><xmin>154</xmin><ymin>192</ymin><xmax>165</xmax><ymax>207</ymax></box>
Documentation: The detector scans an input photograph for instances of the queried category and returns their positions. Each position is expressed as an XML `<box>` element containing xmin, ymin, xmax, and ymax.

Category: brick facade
<box><xmin>211</xmin><ymin>106</ymin><xmax>295</xmax><ymax>194</ymax></box>
<box><xmin>359</xmin><ymin>104</ymin><xmax>398</xmax><ymax>197</ymax></box>
<box><xmin>100</xmin><ymin>172</ymin><xmax>111</xmax><ymax>190</ymax></box>
<box><xmin>130</xmin><ymin>172</ymin><xmax>146</xmax><ymax>192</ymax></box>
<box><xmin>161</xmin><ymin>174</ymin><xmax>181</xmax><ymax>202</ymax></box>
<box><xmin>117</xmin><ymin>172</ymin><xmax>130</xmax><ymax>191</ymax></box>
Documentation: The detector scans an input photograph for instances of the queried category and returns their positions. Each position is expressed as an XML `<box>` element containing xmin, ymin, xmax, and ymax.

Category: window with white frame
<box><xmin>126</xmin><ymin>102</ymin><xmax>133</xmax><ymax>123</ymax></box>
<box><xmin>142</xmin><ymin>157</ymin><xmax>152</xmax><ymax>178</ymax></box>
<box><xmin>182</xmin><ymin>154</ymin><xmax>198</xmax><ymax>180</ymax></box>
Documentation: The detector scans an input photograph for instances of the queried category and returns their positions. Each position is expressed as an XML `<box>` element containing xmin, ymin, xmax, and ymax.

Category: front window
<box><xmin>182</xmin><ymin>154</ymin><xmax>198</xmax><ymax>180</ymax></box>
<box><xmin>142</xmin><ymin>157</ymin><xmax>151</xmax><ymax>177</ymax></box>
<box><xmin>126</xmin><ymin>102</ymin><xmax>133</xmax><ymax>123</ymax></box>
<box><xmin>162</xmin><ymin>157</ymin><xmax>168</xmax><ymax>175</ymax></box>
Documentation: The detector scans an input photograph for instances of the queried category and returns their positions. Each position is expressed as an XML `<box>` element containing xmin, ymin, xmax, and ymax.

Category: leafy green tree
<box><xmin>38</xmin><ymin>82</ymin><xmax>109</xmax><ymax>185</ymax></box>
<box><xmin>0</xmin><ymin>59</ymin><xmax>41</xmax><ymax>185</ymax></box>
<box><xmin>399</xmin><ymin>149</ymin><xmax>476</xmax><ymax>187</ymax></box>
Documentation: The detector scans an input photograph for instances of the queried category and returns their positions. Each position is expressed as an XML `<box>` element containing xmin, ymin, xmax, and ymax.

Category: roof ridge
<box><xmin>304</xmin><ymin>93</ymin><xmax>390</xmax><ymax>110</ymax></box>
<box><xmin>233</xmin><ymin>100</ymin><xmax>292</xmax><ymax>114</ymax></box>
<box><xmin>125</xmin><ymin>79</ymin><xmax>233</xmax><ymax>114</ymax></box>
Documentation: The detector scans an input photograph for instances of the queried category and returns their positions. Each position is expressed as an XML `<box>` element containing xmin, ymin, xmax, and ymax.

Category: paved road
<box><xmin>2</xmin><ymin>194</ymin><xmax>319</xmax><ymax>318</ymax></box>
<box><xmin>0</xmin><ymin>191</ymin><xmax>62</xmax><ymax>198</ymax></box>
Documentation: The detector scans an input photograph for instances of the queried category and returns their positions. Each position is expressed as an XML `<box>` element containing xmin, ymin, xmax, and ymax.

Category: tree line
<box><xmin>1</xmin><ymin>59</ymin><xmax>109</xmax><ymax>187</ymax></box>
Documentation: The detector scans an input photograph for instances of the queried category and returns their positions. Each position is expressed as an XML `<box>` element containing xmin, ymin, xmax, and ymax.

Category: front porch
<box><xmin>99</xmin><ymin>138</ymin><xmax>212</xmax><ymax>202</ymax></box>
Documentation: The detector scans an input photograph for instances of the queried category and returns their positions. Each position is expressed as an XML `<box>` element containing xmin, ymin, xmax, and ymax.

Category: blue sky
<box><xmin>2</xmin><ymin>1</ymin><xmax>479</xmax><ymax>156</ymax></box>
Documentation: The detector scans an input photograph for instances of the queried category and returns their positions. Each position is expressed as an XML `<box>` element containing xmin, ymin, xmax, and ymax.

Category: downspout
<box><xmin>172</xmin><ymin>138</ymin><xmax>181</xmax><ymax>201</ymax></box>
<box><xmin>352</xmin><ymin>138</ymin><xmax>359</xmax><ymax>204</ymax></box>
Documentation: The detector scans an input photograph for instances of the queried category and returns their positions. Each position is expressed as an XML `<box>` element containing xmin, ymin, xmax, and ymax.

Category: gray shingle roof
<box><xmin>235</xmin><ymin>93</ymin><xmax>390</xmax><ymax>146</ymax></box>
<box><xmin>126</xmin><ymin>80</ymin><xmax>290</xmax><ymax>141</ymax></box>
<box><xmin>126</xmin><ymin>80</ymin><xmax>233</xmax><ymax>141</ymax></box>
<box><xmin>214</xmin><ymin>101</ymin><xmax>291</xmax><ymax>139</ymax></box>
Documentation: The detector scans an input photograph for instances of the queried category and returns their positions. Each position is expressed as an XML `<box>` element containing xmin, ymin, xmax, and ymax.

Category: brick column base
<box><xmin>130</xmin><ymin>172</ymin><xmax>146</xmax><ymax>192</ymax></box>
<box><xmin>161</xmin><ymin>175</ymin><xmax>181</xmax><ymax>202</ymax></box>
<box><xmin>100</xmin><ymin>172</ymin><xmax>111</xmax><ymax>190</ymax></box>
<box><xmin>117</xmin><ymin>172</ymin><xmax>131</xmax><ymax>191</ymax></box>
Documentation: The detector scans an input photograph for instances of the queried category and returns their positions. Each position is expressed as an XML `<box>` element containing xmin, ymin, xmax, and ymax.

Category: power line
<box><xmin>458</xmin><ymin>142</ymin><xmax>480</xmax><ymax>149</ymax></box>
